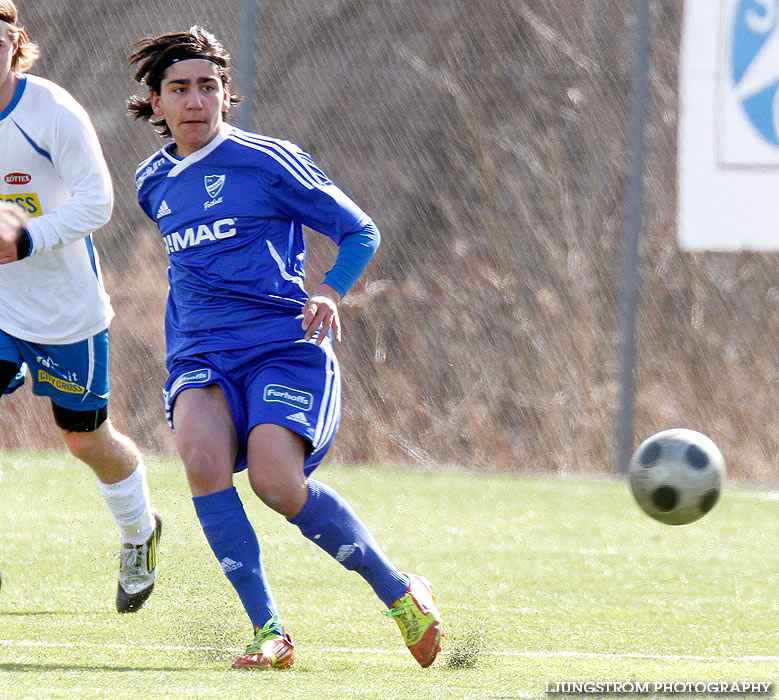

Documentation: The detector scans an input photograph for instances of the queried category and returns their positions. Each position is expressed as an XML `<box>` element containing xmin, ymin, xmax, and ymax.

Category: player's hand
<box><xmin>302</xmin><ymin>283</ymin><xmax>342</xmax><ymax>344</ymax></box>
<box><xmin>0</xmin><ymin>203</ymin><xmax>27</xmax><ymax>265</ymax></box>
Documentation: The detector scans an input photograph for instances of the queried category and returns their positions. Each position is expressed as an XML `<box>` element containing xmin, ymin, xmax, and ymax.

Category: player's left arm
<box><xmin>302</xmin><ymin>282</ymin><xmax>342</xmax><ymax>343</ymax></box>
<box><xmin>23</xmin><ymin>100</ymin><xmax>113</xmax><ymax>256</ymax></box>
<box><xmin>269</xmin><ymin>146</ymin><xmax>381</xmax><ymax>344</ymax></box>
<box><xmin>301</xmin><ymin>219</ymin><xmax>381</xmax><ymax>343</ymax></box>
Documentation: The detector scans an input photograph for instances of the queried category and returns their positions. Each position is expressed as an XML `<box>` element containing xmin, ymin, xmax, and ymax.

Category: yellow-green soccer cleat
<box><xmin>116</xmin><ymin>510</ymin><xmax>162</xmax><ymax>613</ymax></box>
<box><xmin>384</xmin><ymin>573</ymin><xmax>444</xmax><ymax>667</ymax></box>
<box><xmin>231</xmin><ymin>617</ymin><xmax>295</xmax><ymax>670</ymax></box>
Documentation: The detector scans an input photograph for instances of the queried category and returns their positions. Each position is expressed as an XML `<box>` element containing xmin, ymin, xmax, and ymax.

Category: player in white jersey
<box><xmin>128</xmin><ymin>26</ymin><xmax>443</xmax><ymax>669</ymax></box>
<box><xmin>0</xmin><ymin>1</ymin><xmax>161</xmax><ymax>612</ymax></box>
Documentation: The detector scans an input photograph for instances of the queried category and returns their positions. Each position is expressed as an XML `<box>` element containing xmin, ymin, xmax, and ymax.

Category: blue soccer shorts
<box><xmin>0</xmin><ymin>329</ymin><xmax>110</xmax><ymax>410</ymax></box>
<box><xmin>164</xmin><ymin>337</ymin><xmax>341</xmax><ymax>475</ymax></box>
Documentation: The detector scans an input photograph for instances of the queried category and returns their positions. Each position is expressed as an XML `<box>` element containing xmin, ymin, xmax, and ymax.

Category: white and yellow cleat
<box><xmin>116</xmin><ymin>510</ymin><xmax>162</xmax><ymax>613</ymax></box>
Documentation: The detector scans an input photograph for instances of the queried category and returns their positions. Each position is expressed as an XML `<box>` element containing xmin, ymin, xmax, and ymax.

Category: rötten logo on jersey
<box><xmin>4</xmin><ymin>173</ymin><xmax>31</xmax><ymax>185</ymax></box>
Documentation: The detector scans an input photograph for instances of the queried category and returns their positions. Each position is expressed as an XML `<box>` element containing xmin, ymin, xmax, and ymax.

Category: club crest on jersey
<box><xmin>205</xmin><ymin>174</ymin><xmax>225</xmax><ymax>199</ymax></box>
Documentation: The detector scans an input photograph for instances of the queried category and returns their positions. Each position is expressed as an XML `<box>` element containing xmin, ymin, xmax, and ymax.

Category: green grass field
<box><xmin>0</xmin><ymin>451</ymin><xmax>776</xmax><ymax>699</ymax></box>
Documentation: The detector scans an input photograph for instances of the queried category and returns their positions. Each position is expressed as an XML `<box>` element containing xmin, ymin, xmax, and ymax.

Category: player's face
<box><xmin>151</xmin><ymin>59</ymin><xmax>231</xmax><ymax>157</ymax></box>
<box><xmin>0</xmin><ymin>23</ymin><xmax>18</xmax><ymax>107</ymax></box>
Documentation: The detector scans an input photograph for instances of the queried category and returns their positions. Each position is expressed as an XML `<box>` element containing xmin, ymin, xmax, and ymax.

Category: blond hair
<box><xmin>0</xmin><ymin>1</ymin><xmax>39</xmax><ymax>72</ymax></box>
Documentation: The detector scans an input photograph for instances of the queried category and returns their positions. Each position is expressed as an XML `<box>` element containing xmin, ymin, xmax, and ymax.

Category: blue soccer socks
<box><xmin>288</xmin><ymin>479</ymin><xmax>409</xmax><ymax>607</ymax></box>
<box><xmin>193</xmin><ymin>481</ymin><xmax>409</xmax><ymax>628</ymax></box>
<box><xmin>193</xmin><ymin>486</ymin><xmax>279</xmax><ymax>630</ymax></box>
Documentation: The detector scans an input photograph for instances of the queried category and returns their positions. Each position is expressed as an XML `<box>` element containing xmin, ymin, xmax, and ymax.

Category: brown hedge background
<box><xmin>2</xmin><ymin>1</ymin><xmax>777</xmax><ymax>483</ymax></box>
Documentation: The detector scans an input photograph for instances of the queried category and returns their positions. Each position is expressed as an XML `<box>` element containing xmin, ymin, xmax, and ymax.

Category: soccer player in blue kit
<box><xmin>127</xmin><ymin>26</ymin><xmax>443</xmax><ymax>670</ymax></box>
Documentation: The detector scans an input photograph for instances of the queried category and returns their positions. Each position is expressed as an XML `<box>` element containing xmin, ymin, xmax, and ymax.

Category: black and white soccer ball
<box><xmin>628</xmin><ymin>428</ymin><xmax>725</xmax><ymax>525</ymax></box>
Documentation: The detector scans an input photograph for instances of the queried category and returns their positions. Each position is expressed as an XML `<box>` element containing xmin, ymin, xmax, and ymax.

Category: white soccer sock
<box><xmin>98</xmin><ymin>461</ymin><xmax>155</xmax><ymax>545</ymax></box>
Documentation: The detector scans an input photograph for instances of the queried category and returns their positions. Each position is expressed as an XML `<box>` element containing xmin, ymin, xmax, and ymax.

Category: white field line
<box><xmin>729</xmin><ymin>490</ymin><xmax>779</xmax><ymax>501</ymax></box>
<box><xmin>0</xmin><ymin>639</ymin><xmax>776</xmax><ymax>663</ymax></box>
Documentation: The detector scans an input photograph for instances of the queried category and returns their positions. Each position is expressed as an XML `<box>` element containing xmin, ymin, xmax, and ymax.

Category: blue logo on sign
<box><xmin>731</xmin><ymin>0</ymin><xmax>779</xmax><ymax>145</ymax></box>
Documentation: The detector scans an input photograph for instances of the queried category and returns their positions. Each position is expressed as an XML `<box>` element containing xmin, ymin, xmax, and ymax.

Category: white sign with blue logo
<box><xmin>678</xmin><ymin>0</ymin><xmax>779</xmax><ymax>249</ymax></box>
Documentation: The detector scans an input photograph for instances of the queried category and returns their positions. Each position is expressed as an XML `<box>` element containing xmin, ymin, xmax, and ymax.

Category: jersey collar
<box><xmin>164</xmin><ymin>123</ymin><xmax>231</xmax><ymax>177</ymax></box>
<box><xmin>0</xmin><ymin>73</ymin><xmax>26</xmax><ymax>121</ymax></box>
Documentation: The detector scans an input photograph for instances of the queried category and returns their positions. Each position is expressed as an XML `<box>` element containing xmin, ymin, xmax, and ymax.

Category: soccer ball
<box><xmin>628</xmin><ymin>428</ymin><xmax>725</xmax><ymax>525</ymax></box>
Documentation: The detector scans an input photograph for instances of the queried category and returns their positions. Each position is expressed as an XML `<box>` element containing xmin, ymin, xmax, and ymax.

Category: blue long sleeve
<box><xmin>322</xmin><ymin>220</ymin><xmax>380</xmax><ymax>297</ymax></box>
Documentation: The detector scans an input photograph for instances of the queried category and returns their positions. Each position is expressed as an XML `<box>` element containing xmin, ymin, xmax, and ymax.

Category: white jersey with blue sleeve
<box><xmin>135</xmin><ymin>125</ymin><xmax>376</xmax><ymax>363</ymax></box>
<box><xmin>0</xmin><ymin>74</ymin><xmax>114</xmax><ymax>344</ymax></box>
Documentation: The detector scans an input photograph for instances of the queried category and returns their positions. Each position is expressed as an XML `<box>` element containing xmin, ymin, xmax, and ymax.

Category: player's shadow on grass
<box><xmin>0</xmin><ymin>610</ymin><xmax>111</xmax><ymax>616</ymax></box>
<box><xmin>0</xmin><ymin>662</ymin><xmax>187</xmax><ymax>673</ymax></box>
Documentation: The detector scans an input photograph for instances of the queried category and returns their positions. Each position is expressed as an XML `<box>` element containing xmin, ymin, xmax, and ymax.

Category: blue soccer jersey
<box><xmin>135</xmin><ymin>125</ymin><xmax>376</xmax><ymax>364</ymax></box>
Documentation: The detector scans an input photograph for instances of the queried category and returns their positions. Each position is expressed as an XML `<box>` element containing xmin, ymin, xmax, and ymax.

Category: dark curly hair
<box><xmin>127</xmin><ymin>26</ymin><xmax>242</xmax><ymax>138</ymax></box>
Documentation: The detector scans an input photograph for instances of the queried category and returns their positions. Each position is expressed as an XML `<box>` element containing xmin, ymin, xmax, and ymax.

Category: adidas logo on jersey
<box><xmin>156</xmin><ymin>200</ymin><xmax>172</xmax><ymax>219</ymax></box>
<box><xmin>220</xmin><ymin>557</ymin><xmax>243</xmax><ymax>573</ymax></box>
<box><xmin>286</xmin><ymin>412</ymin><xmax>310</xmax><ymax>426</ymax></box>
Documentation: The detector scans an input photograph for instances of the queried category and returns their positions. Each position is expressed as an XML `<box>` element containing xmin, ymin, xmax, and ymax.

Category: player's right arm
<box><xmin>23</xmin><ymin>92</ymin><xmax>113</xmax><ymax>255</ymax></box>
<box><xmin>0</xmin><ymin>202</ymin><xmax>29</xmax><ymax>265</ymax></box>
